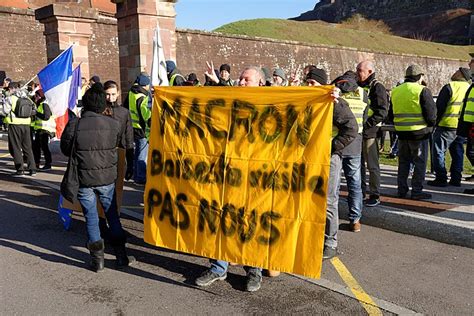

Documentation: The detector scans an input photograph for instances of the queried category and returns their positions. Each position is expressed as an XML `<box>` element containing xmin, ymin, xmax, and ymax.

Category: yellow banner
<box><xmin>144</xmin><ymin>86</ymin><xmax>333</xmax><ymax>278</ymax></box>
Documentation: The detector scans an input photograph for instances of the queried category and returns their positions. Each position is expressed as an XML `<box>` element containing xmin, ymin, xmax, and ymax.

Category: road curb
<box><xmin>339</xmin><ymin>202</ymin><xmax>474</xmax><ymax>249</ymax></box>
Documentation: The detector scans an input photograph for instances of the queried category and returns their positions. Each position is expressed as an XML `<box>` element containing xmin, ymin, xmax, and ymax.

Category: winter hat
<box><xmin>90</xmin><ymin>75</ymin><xmax>101</xmax><ymax>83</ymax></box>
<box><xmin>306</xmin><ymin>68</ymin><xmax>328</xmax><ymax>85</ymax></box>
<box><xmin>166</xmin><ymin>60</ymin><xmax>176</xmax><ymax>74</ymax></box>
<box><xmin>219</xmin><ymin>64</ymin><xmax>231</xmax><ymax>73</ymax></box>
<box><xmin>261</xmin><ymin>67</ymin><xmax>272</xmax><ymax>83</ymax></box>
<box><xmin>83</xmin><ymin>82</ymin><xmax>107</xmax><ymax>113</ymax></box>
<box><xmin>136</xmin><ymin>74</ymin><xmax>150</xmax><ymax>86</ymax></box>
<box><xmin>273</xmin><ymin>68</ymin><xmax>287</xmax><ymax>80</ymax></box>
<box><xmin>405</xmin><ymin>64</ymin><xmax>424</xmax><ymax>77</ymax></box>
<box><xmin>459</xmin><ymin>67</ymin><xmax>471</xmax><ymax>81</ymax></box>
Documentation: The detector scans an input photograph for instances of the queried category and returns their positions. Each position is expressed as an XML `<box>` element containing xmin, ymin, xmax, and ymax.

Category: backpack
<box><xmin>13</xmin><ymin>96</ymin><xmax>35</xmax><ymax>118</ymax></box>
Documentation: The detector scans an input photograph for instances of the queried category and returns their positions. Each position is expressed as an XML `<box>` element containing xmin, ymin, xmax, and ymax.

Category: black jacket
<box><xmin>457</xmin><ymin>83</ymin><xmax>474</xmax><ymax>137</ymax></box>
<box><xmin>358</xmin><ymin>73</ymin><xmax>389</xmax><ymax>139</ymax></box>
<box><xmin>123</xmin><ymin>84</ymin><xmax>150</xmax><ymax>140</ymax></box>
<box><xmin>61</xmin><ymin>111</ymin><xmax>120</xmax><ymax>188</ymax></box>
<box><xmin>388</xmin><ymin>79</ymin><xmax>437</xmax><ymax>140</ymax></box>
<box><xmin>332</xmin><ymin>98</ymin><xmax>358</xmax><ymax>156</ymax></box>
<box><xmin>110</xmin><ymin>103</ymin><xmax>135</xmax><ymax>169</ymax></box>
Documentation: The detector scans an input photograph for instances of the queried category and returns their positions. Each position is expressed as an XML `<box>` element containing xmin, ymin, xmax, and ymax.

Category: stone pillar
<box><xmin>114</xmin><ymin>0</ymin><xmax>177</xmax><ymax>92</ymax></box>
<box><xmin>35</xmin><ymin>4</ymin><xmax>98</xmax><ymax>80</ymax></box>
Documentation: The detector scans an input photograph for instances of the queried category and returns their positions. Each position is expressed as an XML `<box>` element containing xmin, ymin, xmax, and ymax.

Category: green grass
<box><xmin>213</xmin><ymin>19</ymin><xmax>471</xmax><ymax>61</ymax></box>
<box><xmin>379</xmin><ymin>141</ymin><xmax>473</xmax><ymax>175</ymax></box>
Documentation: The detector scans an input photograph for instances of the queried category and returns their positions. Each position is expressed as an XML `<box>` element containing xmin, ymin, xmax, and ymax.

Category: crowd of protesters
<box><xmin>0</xmin><ymin>57</ymin><xmax>473</xmax><ymax>293</ymax></box>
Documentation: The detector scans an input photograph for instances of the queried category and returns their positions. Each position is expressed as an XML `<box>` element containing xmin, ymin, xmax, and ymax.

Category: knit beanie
<box><xmin>306</xmin><ymin>68</ymin><xmax>328</xmax><ymax>85</ymax></box>
<box><xmin>83</xmin><ymin>82</ymin><xmax>106</xmax><ymax>113</ymax></box>
<box><xmin>219</xmin><ymin>64</ymin><xmax>231</xmax><ymax>73</ymax></box>
<box><xmin>273</xmin><ymin>68</ymin><xmax>287</xmax><ymax>80</ymax></box>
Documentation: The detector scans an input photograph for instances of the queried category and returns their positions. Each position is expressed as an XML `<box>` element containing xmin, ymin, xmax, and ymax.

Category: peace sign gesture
<box><xmin>204</xmin><ymin>61</ymin><xmax>219</xmax><ymax>84</ymax></box>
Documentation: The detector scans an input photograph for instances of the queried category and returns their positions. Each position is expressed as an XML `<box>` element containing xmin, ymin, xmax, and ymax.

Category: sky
<box><xmin>175</xmin><ymin>0</ymin><xmax>317</xmax><ymax>31</ymax></box>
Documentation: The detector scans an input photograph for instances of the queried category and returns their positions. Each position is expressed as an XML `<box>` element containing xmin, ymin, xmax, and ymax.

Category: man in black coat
<box><xmin>60</xmin><ymin>83</ymin><xmax>134</xmax><ymax>272</ymax></box>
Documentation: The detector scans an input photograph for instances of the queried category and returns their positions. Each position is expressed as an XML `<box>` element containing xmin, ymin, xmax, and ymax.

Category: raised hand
<box><xmin>204</xmin><ymin>61</ymin><xmax>219</xmax><ymax>84</ymax></box>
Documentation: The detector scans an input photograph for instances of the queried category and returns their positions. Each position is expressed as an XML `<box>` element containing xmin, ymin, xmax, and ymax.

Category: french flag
<box><xmin>37</xmin><ymin>46</ymin><xmax>73</xmax><ymax>138</ymax></box>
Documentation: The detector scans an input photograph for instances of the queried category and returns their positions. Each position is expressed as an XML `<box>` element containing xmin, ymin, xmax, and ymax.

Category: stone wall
<box><xmin>176</xmin><ymin>30</ymin><xmax>468</xmax><ymax>93</ymax></box>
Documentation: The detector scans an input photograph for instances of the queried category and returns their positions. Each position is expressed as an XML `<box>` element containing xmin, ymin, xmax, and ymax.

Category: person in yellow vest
<box><xmin>4</xmin><ymin>82</ymin><xmax>37</xmax><ymax>176</ymax></box>
<box><xmin>332</xmin><ymin>70</ymin><xmax>369</xmax><ymax>232</ymax></box>
<box><xmin>356</xmin><ymin>61</ymin><xmax>389</xmax><ymax>207</ymax></box>
<box><xmin>390</xmin><ymin>65</ymin><xmax>437</xmax><ymax>200</ymax></box>
<box><xmin>123</xmin><ymin>74</ymin><xmax>151</xmax><ymax>185</ymax></box>
<box><xmin>165</xmin><ymin>60</ymin><xmax>185</xmax><ymax>86</ymax></box>
<box><xmin>427</xmin><ymin>68</ymin><xmax>471</xmax><ymax>187</ymax></box>
<box><xmin>457</xmin><ymin>79</ymin><xmax>474</xmax><ymax>194</ymax></box>
<box><xmin>306</xmin><ymin>68</ymin><xmax>358</xmax><ymax>259</ymax></box>
<box><xmin>32</xmin><ymin>89</ymin><xmax>55</xmax><ymax>170</ymax></box>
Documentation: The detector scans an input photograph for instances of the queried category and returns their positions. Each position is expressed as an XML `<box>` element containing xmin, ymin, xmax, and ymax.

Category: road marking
<box><xmin>331</xmin><ymin>257</ymin><xmax>382</xmax><ymax>315</ymax></box>
<box><xmin>0</xmin><ymin>153</ymin><xmax>10</xmax><ymax>158</ymax></box>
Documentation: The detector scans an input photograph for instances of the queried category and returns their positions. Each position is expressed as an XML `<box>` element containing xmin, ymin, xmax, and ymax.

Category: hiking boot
<box><xmin>350</xmin><ymin>221</ymin><xmax>361</xmax><ymax>233</ymax></box>
<box><xmin>411</xmin><ymin>192</ymin><xmax>432</xmax><ymax>200</ymax></box>
<box><xmin>245</xmin><ymin>270</ymin><xmax>262</xmax><ymax>292</ymax></box>
<box><xmin>427</xmin><ymin>179</ymin><xmax>448</xmax><ymax>187</ymax></box>
<box><xmin>112</xmin><ymin>241</ymin><xmax>136</xmax><ymax>269</ymax></box>
<box><xmin>448</xmin><ymin>180</ymin><xmax>461</xmax><ymax>187</ymax></box>
<box><xmin>323</xmin><ymin>246</ymin><xmax>337</xmax><ymax>260</ymax></box>
<box><xmin>364</xmin><ymin>196</ymin><xmax>380</xmax><ymax>207</ymax></box>
<box><xmin>13</xmin><ymin>170</ymin><xmax>25</xmax><ymax>177</ymax></box>
<box><xmin>87</xmin><ymin>239</ymin><xmax>105</xmax><ymax>272</ymax></box>
<box><xmin>29</xmin><ymin>170</ymin><xmax>37</xmax><ymax>177</ymax></box>
<box><xmin>195</xmin><ymin>270</ymin><xmax>226</xmax><ymax>287</ymax></box>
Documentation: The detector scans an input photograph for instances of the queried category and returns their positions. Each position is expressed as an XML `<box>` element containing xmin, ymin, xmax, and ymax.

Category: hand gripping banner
<box><xmin>144</xmin><ymin>86</ymin><xmax>334</xmax><ymax>278</ymax></box>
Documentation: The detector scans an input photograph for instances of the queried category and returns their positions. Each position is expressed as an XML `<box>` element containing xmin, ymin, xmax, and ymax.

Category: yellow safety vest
<box><xmin>391</xmin><ymin>82</ymin><xmax>427</xmax><ymax>132</ymax></box>
<box><xmin>438</xmin><ymin>81</ymin><xmax>470</xmax><ymax>128</ymax></box>
<box><xmin>128</xmin><ymin>90</ymin><xmax>151</xmax><ymax>136</ymax></box>
<box><xmin>34</xmin><ymin>103</ymin><xmax>56</xmax><ymax>134</ymax></box>
<box><xmin>3</xmin><ymin>95</ymin><xmax>31</xmax><ymax>125</ymax></box>
<box><xmin>341</xmin><ymin>87</ymin><xmax>367</xmax><ymax>133</ymax></box>
<box><xmin>170</xmin><ymin>74</ymin><xmax>185</xmax><ymax>86</ymax></box>
<box><xmin>462</xmin><ymin>85</ymin><xmax>474</xmax><ymax>123</ymax></box>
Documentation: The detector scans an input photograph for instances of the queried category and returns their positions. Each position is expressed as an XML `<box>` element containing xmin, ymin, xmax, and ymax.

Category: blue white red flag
<box><xmin>37</xmin><ymin>46</ymin><xmax>73</xmax><ymax>117</ymax></box>
<box><xmin>68</xmin><ymin>64</ymin><xmax>81</xmax><ymax>113</ymax></box>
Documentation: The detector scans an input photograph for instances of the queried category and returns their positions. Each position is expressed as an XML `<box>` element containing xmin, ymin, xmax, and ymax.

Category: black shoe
<box><xmin>87</xmin><ymin>239</ymin><xmax>105</xmax><ymax>272</ymax></box>
<box><xmin>388</xmin><ymin>153</ymin><xmax>397</xmax><ymax>159</ymax></box>
<box><xmin>246</xmin><ymin>270</ymin><xmax>262</xmax><ymax>292</ymax></box>
<box><xmin>13</xmin><ymin>170</ymin><xmax>25</xmax><ymax>177</ymax></box>
<box><xmin>463</xmin><ymin>188</ymin><xmax>474</xmax><ymax>194</ymax></box>
<box><xmin>40</xmin><ymin>164</ymin><xmax>52</xmax><ymax>171</ymax></box>
<box><xmin>29</xmin><ymin>170</ymin><xmax>37</xmax><ymax>177</ymax></box>
<box><xmin>364</xmin><ymin>196</ymin><xmax>380</xmax><ymax>207</ymax></box>
<box><xmin>411</xmin><ymin>192</ymin><xmax>432</xmax><ymax>200</ymax></box>
<box><xmin>112</xmin><ymin>241</ymin><xmax>136</xmax><ymax>269</ymax></box>
<box><xmin>323</xmin><ymin>246</ymin><xmax>337</xmax><ymax>260</ymax></box>
<box><xmin>465</xmin><ymin>175</ymin><xmax>474</xmax><ymax>182</ymax></box>
<box><xmin>397</xmin><ymin>192</ymin><xmax>407</xmax><ymax>198</ymax></box>
<box><xmin>195</xmin><ymin>270</ymin><xmax>227</xmax><ymax>287</ymax></box>
<box><xmin>427</xmin><ymin>179</ymin><xmax>448</xmax><ymax>187</ymax></box>
<box><xmin>448</xmin><ymin>180</ymin><xmax>461</xmax><ymax>187</ymax></box>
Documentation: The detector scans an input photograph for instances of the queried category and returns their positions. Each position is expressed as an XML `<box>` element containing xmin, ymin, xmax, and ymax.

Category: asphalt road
<box><xmin>1</xmin><ymin>164</ymin><xmax>473</xmax><ymax>315</ymax></box>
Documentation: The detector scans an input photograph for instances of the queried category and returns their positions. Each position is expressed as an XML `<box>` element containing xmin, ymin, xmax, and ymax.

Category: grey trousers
<box><xmin>397</xmin><ymin>139</ymin><xmax>429</xmax><ymax>196</ymax></box>
<box><xmin>361</xmin><ymin>138</ymin><xmax>381</xmax><ymax>197</ymax></box>
<box><xmin>325</xmin><ymin>154</ymin><xmax>342</xmax><ymax>248</ymax></box>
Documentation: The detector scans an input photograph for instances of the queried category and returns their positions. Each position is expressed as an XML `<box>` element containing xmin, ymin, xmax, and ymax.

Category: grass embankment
<box><xmin>214</xmin><ymin>19</ymin><xmax>471</xmax><ymax>60</ymax></box>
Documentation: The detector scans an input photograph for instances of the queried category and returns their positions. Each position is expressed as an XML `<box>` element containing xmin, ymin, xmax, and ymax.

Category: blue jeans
<box><xmin>342</xmin><ymin>155</ymin><xmax>363</xmax><ymax>223</ymax></box>
<box><xmin>77</xmin><ymin>183</ymin><xmax>125</xmax><ymax>243</ymax></box>
<box><xmin>397</xmin><ymin>139</ymin><xmax>428</xmax><ymax>196</ymax></box>
<box><xmin>209</xmin><ymin>259</ymin><xmax>262</xmax><ymax>277</ymax></box>
<box><xmin>134</xmin><ymin>137</ymin><xmax>148</xmax><ymax>183</ymax></box>
<box><xmin>325</xmin><ymin>154</ymin><xmax>342</xmax><ymax>248</ymax></box>
<box><xmin>432</xmin><ymin>127</ymin><xmax>465</xmax><ymax>183</ymax></box>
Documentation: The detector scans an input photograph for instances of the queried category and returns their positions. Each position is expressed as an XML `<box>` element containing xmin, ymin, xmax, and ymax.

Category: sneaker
<box><xmin>448</xmin><ymin>180</ymin><xmax>461</xmax><ymax>187</ymax></box>
<box><xmin>195</xmin><ymin>270</ymin><xmax>226</xmax><ymax>287</ymax></box>
<box><xmin>364</xmin><ymin>196</ymin><xmax>380</xmax><ymax>207</ymax></box>
<box><xmin>29</xmin><ymin>170</ymin><xmax>37</xmax><ymax>177</ymax></box>
<box><xmin>245</xmin><ymin>270</ymin><xmax>262</xmax><ymax>292</ymax></box>
<box><xmin>13</xmin><ymin>170</ymin><xmax>25</xmax><ymax>177</ymax></box>
<box><xmin>323</xmin><ymin>246</ymin><xmax>337</xmax><ymax>260</ymax></box>
<box><xmin>427</xmin><ymin>179</ymin><xmax>448</xmax><ymax>187</ymax></box>
<box><xmin>40</xmin><ymin>164</ymin><xmax>52</xmax><ymax>171</ymax></box>
<box><xmin>350</xmin><ymin>221</ymin><xmax>361</xmax><ymax>233</ymax></box>
<box><xmin>411</xmin><ymin>192</ymin><xmax>432</xmax><ymax>200</ymax></box>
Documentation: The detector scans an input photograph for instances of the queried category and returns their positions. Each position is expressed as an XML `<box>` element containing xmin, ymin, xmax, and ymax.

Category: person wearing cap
<box><xmin>166</xmin><ymin>60</ymin><xmax>186</xmax><ymax>86</ymax></box>
<box><xmin>427</xmin><ymin>68</ymin><xmax>471</xmax><ymax>187</ymax></box>
<box><xmin>184</xmin><ymin>73</ymin><xmax>201</xmax><ymax>86</ymax></box>
<box><xmin>123</xmin><ymin>74</ymin><xmax>151</xmax><ymax>185</ymax></box>
<box><xmin>60</xmin><ymin>82</ymin><xmax>134</xmax><ymax>272</ymax></box>
<box><xmin>306</xmin><ymin>68</ymin><xmax>358</xmax><ymax>259</ymax></box>
<box><xmin>389</xmin><ymin>65</ymin><xmax>437</xmax><ymax>200</ymax></box>
<box><xmin>356</xmin><ymin>61</ymin><xmax>389</xmax><ymax>207</ymax></box>
<box><xmin>204</xmin><ymin>62</ymin><xmax>237</xmax><ymax>86</ymax></box>
<box><xmin>457</xmin><ymin>70</ymin><xmax>474</xmax><ymax>194</ymax></box>
<box><xmin>332</xmin><ymin>70</ymin><xmax>368</xmax><ymax>232</ymax></box>
<box><xmin>272</xmin><ymin>68</ymin><xmax>288</xmax><ymax>87</ymax></box>
<box><xmin>3</xmin><ymin>81</ymin><xmax>37</xmax><ymax>176</ymax></box>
